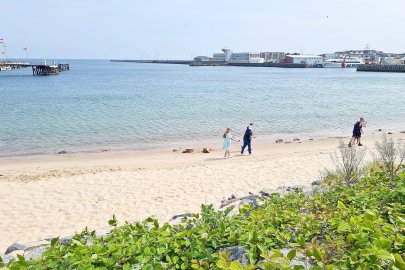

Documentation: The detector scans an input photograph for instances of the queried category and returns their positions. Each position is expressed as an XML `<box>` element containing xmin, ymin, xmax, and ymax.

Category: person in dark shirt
<box><xmin>241</xmin><ymin>123</ymin><xmax>254</xmax><ymax>155</ymax></box>
<box><xmin>348</xmin><ymin>117</ymin><xmax>366</xmax><ymax>147</ymax></box>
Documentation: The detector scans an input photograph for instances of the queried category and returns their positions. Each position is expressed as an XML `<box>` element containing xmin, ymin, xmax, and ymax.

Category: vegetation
<box><xmin>1</xmin><ymin>137</ymin><xmax>404</xmax><ymax>269</ymax></box>
<box><xmin>2</xmin><ymin>167</ymin><xmax>403</xmax><ymax>270</ymax></box>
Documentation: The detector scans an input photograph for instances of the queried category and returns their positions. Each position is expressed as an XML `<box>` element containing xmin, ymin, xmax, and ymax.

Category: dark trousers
<box><xmin>241</xmin><ymin>139</ymin><xmax>252</xmax><ymax>154</ymax></box>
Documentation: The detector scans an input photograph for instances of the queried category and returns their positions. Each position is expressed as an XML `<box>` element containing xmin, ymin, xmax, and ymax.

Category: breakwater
<box><xmin>110</xmin><ymin>59</ymin><xmax>191</xmax><ymax>65</ymax></box>
<box><xmin>110</xmin><ymin>59</ymin><xmax>319</xmax><ymax>68</ymax></box>
<box><xmin>357</xmin><ymin>64</ymin><xmax>405</xmax><ymax>73</ymax></box>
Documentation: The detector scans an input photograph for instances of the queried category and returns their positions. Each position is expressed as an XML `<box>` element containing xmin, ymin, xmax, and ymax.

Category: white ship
<box><xmin>322</xmin><ymin>57</ymin><xmax>364</xmax><ymax>68</ymax></box>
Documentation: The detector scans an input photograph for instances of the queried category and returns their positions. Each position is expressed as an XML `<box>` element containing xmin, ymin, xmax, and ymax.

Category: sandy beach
<box><xmin>0</xmin><ymin>133</ymin><xmax>404</xmax><ymax>253</ymax></box>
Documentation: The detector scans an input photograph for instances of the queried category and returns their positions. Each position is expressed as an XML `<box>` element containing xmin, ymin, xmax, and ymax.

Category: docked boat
<box><xmin>0</xmin><ymin>66</ymin><xmax>12</xmax><ymax>71</ymax></box>
<box><xmin>322</xmin><ymin>57</ymin><xmax>364</xmax><ymax>68</ymax></box>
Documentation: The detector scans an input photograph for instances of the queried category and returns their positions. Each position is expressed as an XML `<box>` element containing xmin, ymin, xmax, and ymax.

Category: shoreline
<box><xmin>0</xmin><ymin>132</ymin><xmax>404</xmax><ymax>253</ymax></box>
<box><xmin>1</xmin><ymin>126</ymin><xmax>404</xmax><ymax>160</ymax></box>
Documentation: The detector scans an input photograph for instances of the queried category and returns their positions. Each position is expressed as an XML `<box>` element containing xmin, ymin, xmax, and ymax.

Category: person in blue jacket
<box><xmin>241</xmin><ymin>123</ymin><xmax>255</xmax><ymax>155</ymax></box>
<box><xmin>348</xmin><ymin>117</ymin><xmax>366</xmax><ymax>147</ymax></box>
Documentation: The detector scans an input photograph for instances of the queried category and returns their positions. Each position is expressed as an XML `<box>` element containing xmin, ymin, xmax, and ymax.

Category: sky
<box><xmin>1</xmin><ymin>0</ymin><xmax>404</xmax><ymax>59</ymax></box>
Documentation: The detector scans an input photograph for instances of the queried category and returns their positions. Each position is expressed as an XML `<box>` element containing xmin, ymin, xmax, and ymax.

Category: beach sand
<box><xmin>0</xmin><ymin>133</ymin><xmax>403</xmax><ymax>253</ymax></box>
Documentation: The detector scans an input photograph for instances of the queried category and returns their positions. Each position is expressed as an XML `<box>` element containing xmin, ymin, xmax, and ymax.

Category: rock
<box><xmin>219</xmin><ymin>246</ymin><xmax>249</xmax><ymax>266</ymax></box>
<box><xmin>378</xmin><ymin>129</ymin><xmax>382</xmax><ymax>131</ymax></box>
<box><xmin>24</xmin><ymin>246</ymin><xmax>47</xmax><ymax>261</ymax></box>
<box><xmin>172</xmin><ymin>149</ymin><xmax>179</xmax><ymax>152</ymax></box>
<box><xmin>202</xmin><ymin>147</ymin><xmax>211</xmax><ymax>153</ymax></box>
<box><xmin>309</xmin><ymin>138</ymin><xmax>314</xmax><ymax>141</ymax></box>
<box><xmin>400</xmin><ymin>131</ymin><xmax>405</xmax><ymax>134</ymax></box>
<box><xmin>170</xmin><ymin>213</ymin><xmax>193</xmax><ymax>221</ymax></box>
<box><xmin>293</xmin><ymin>138</ymin><xmax>300</xmax><ymax>141</ymax></box>
<box><xmin>220</xmin><ymin>194</ymin><xmax>260</xmax><ymax>208</ymax></box>
<box><xmin>1</xmin><ymin>250</ymin><xmax>23</xmax><ymax>264</ymax></box>
<box><xmin>240</xmin><ymin>195</ymin><xmax>259</xmax><ymax>208</ymax></box>
<box><xmin>5</xmin><ymin>243</ymin><xmax>26</xmax><ymax>254</ymax></box>
<box><xmin>275</xmin><ymin>139</ymin><xmax>283</xmax><ymax>143</ymax></box>
<box><xmin>57</xmin><ymin>151</ymin><xmax>67</xmax><ymax>154</ymax></box>
<box><xmin>266</xmin><ymin>248</ymin><xmax>313</xmax><ymax>269</ymax></box>
<box><xmin>285</xmin><ymin>141</ymin><xmax>292</xmax><ymax>144</ymax></box>
<box><xmin>311</xmin><ymin>186</ymin><xmax>328</xmax><ymax>195</ymax></box>
<box><xmin>259</xmin><ymin>189</ymin><xmax>277</xmax><ymax>197</ymax></box>
<box><xmin>311</xmin><ymin>180</ymin><xmax>321</xmax><ymax>186</ymax></box>
<box><xmin>278</xmin><ymin>185</ymin><xmax>310</xmax><ymax>194</ymax></box>
<box><xmin>182</xmin><ymin>149</ymin><xmax>194</xmax><ymax>153</ymax></box>
<box><xmin>59</xmin><ymin>236</ymin><xmax>74</xmax><ymax>245</ymax></box>
<box><xmin>227</xmin><ymin>194</ymin><xmax>236</xmax><ymax>200</ymax></box>
<box><xmin>388</xmin><ymin>132</ymin><xmax>393</xmax><ymax>135</ymax></box>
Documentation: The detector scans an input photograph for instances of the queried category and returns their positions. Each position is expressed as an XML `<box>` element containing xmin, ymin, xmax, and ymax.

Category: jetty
<box><xmin>0</xmin><ymin>61</ymin><xmax>70</xmax><ymax>76</ymax></box>
<box><xmin>111</xmin><ymin>59</ymin><xmax>320</xmax><ymax>68</ymax></box>
<box><xmin>110</xmin><ymin>59</ymin><xmax>192</xmax><ymax>65</ymax></box>
<box><xmin>357</xmin><ymin>64</ymin><xmax>405</xmax><ymax>73</ymax></box>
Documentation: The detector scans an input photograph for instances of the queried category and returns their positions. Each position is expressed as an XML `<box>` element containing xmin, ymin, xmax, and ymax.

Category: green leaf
<box><xmin>394</xmin><ymin>253</ymin><xmax>405</xmax><ymax>269</ymax></box>
<box><xmin>312</xmin><ymin>246</ymin><xmax>323</xmax><ymax>262</ymax></box>
<box><xmin>229</xmin><ymin>261</ymin><xmax>244</xmax><ymax>270</ymax></box>
<box><xmin>375</xmin><ymin>249</ymin><xmax>393</xmax><ymax>261</ymax></box>
<box><xmin>337</xmin><ymin>201</ymin><xmax>346</xmax><ymax>210</ymax></box>
<box><xmin>287</xmin><ymin>249</ymin><xmax>297</xmax><ymax>261</ymax></box>
<box><xmin>123</xmin><ymin>264</ymin><xmax>132</xmax><ymax>270</ymax></box>
<box><xmin>108</xmin><ymin>214</ymin><xmax>118</xmax><ymax>226</ymax></box>
<box><xmin>50</xmin><ymin>237</ymin><xmax>59</xmax><ymax>247</ymax></box>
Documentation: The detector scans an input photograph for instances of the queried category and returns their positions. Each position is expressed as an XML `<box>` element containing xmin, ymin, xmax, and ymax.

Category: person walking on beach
<box><xmin>348</xmin><ymin>117</ymin><xmax>366</xmax><ymax>147</ymax></box>
<box><xmin>241</xmin><ymin>123</ymin><xmax>255</xmax><ymax>155</ymax></box>
<box><xmin>223</xmin><ymin>128</ymin><xmax>240</xmax><ymax>159</ymax></box>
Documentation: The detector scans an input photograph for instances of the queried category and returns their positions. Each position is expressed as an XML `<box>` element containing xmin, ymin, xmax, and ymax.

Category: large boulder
<box><xmin>219</xmin><ymin>246</ymin><xmax>249</xmax><ymax>266</ymax></box>
<box><xmin>23</xmin><ymin>246</ymin><xmax>47</xmax><ymax>261</ymax></box>
<box><xmin>5</xmin><ymin>243</ymin><xmax>26</xmax><ymax>254</ymax></box>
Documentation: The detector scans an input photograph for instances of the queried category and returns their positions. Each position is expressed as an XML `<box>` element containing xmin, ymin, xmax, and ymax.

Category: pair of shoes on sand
<box><xmin>348</xmin><ymin>143</ymin><xmax>363</xmax><ymax>148</ymax></box>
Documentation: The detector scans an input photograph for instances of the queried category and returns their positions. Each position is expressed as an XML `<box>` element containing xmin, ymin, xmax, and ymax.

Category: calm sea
<box><xmin>1</xmin><ymin>60</ymin><xmax>405</xmax><ymax>157</ymax></box>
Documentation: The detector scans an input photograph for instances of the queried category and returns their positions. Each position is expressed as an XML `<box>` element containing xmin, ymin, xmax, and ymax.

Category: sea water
<box><xmin>1</xmin><ymin>60</ymin><xmax>405</xmax><ymax>157</ymax></box>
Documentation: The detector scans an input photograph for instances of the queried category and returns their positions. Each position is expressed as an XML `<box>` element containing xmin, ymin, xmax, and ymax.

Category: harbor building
<box><xmin>284</xmin><ymin>55</ymin><xmax>323</xmax><ymax>64</ymax></box>
<box><xmin>260</xmin><ymin>52</ymin><xmax>285</xmax><ymax>63</ymax></box>
<box><xmin>230</xmin><ymin>52</ymin><xmax>263</xmax><ymax>63</ymax></box>
<box><xmin>193</xmin><ymin>56</ymin><xmax>211</xmax><ymax>62</ymax></box>
<box><xmin>212</xmin><ymin>48</ymin><xmax>265</xmax><ymax>63</ymax></box>
<box><xmin>212</xmin><ymin>48</ymin><xmax>233</xmax><ymax>62</ymax></box>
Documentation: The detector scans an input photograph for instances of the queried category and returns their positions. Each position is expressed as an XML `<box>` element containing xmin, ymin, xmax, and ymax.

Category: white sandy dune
<box><xmin>0</xmin><ymin>133</ymin><xmax>403</xmax><ymax>253</ymax></box>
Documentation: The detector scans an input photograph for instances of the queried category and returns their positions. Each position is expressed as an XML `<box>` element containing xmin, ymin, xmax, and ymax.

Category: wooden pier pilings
<box><xmin>357</xmin><ymin>64</ymin><xmax>405</xmax><ymax>73</ymax></box>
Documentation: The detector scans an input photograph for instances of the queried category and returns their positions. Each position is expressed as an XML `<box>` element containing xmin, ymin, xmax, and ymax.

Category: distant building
<box><xmin>284</xmin><ymin>55</ymin><xmax>323</xmax><ymax>64</ymax></box>
<box><xmin>260</xmin><ymin>52</ymin><xmax>285</xmax><ymax>63</ymax></box>
<box><xmin>193</xmin><ymin>56</ymin><xmax>211</xmax><ymax>62</ymax></box>
<box><xmin>212</xmin><ymin>48</ymin><xmax>265</xmax><ymax>63</ymax></box>
<box><xmin>334</xmin><ymin>48</ymin><xmax>385</xmax><ymax>64</ymax></box>
<box><xmin>321</xmin><ymin>53</ymin><xmax>340</xmax><ymax>60</ymax></box>
<box><xmin>230</xmin><ymin>52</ymin><xmax>262</xmax><ymax>63</ymax></box>
<box><xmin>212</xmin><ymin>48</ymin><xmax>233</xmax><ymax>62</ymax></box>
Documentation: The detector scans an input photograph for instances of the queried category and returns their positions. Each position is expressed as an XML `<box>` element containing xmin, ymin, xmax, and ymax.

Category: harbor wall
<box><xmin>110</xmin><ymin>60</ymin><xmax>191</xmax><ymax>65</ymax></box>
<box><xmin>357</xmin><ymin>64</ymin><xmax>405</xmax><ymax>73</ymax></box>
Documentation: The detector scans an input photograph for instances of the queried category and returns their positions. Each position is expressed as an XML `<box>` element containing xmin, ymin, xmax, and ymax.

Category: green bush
<box><xmin>2</xmin><ymin>169</ymin><xmax>404</xmax><ymax>270</ymax></box>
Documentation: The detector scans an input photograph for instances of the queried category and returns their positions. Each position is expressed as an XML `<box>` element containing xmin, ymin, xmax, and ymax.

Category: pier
<box><xmin>0</xmin><ymin>61</ymin><xmax>70</xmax><ymax>76</ymax></box>
<box><xmin>110</xmin><ymin>59</ymin><xmax>191</xmax><ymax>65</ymax></box>
<box><xmin>357</xmin><ymin>64</ymin><xmax>405</xmax><ymax>73</ymax></box>
<box><xmin>111</xmin><ymin>59</ymin><xmax>320</xmax><ymax>68</ymax></box>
